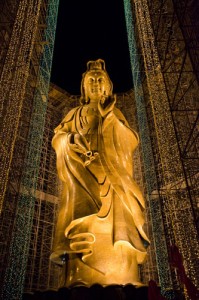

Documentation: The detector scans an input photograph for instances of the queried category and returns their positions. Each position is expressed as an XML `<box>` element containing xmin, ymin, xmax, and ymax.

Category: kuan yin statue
<box><xmin>50</xmin><ymin>59</ymin><xmax>150</xmax><ymax>287</ymax></box>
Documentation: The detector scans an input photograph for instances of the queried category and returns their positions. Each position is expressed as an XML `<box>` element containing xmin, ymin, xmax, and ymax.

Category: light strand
<box><xmin>123</xmin><ymin>1</ymin><xmax>175</xmax><ymax>298</ymax></box>
<box><xmin>0</xmin><ymin>0</ymin><xmax>42</xmax><ymax>214</ymax></box>
<box><xmin>132</xmin><ymin>0</ymin><xmax>199</xmax><ymax>292</ymax></box>
<box><xmin>1</xmin><ymin>0</ymin><xmax>60</xmax><ymax>299</ymax></box>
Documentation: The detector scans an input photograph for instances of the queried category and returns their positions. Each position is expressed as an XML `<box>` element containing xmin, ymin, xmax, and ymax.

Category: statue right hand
<box><xmin>98</xmin><ymin>94</ymin><xmax>116</xmax><ymax>118</ymax></box>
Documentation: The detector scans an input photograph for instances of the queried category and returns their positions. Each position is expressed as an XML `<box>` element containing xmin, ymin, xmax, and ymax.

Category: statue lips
<box><xmin>92</xmin><ymin>87</ymin><xmax>101</xmax><ymax>94</ymax></box>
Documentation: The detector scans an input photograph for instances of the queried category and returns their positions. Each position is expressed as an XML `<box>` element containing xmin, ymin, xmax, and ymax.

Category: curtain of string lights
<box><xmin>123</xmin><ymin>1</ymin><xmax>174</xmax><ymax>298</ymax></box>
<box><xmin>124</xmin><ymin>0</ymin><xmax>199</xmax><ymax>297</ymax></box>
<box><xmin>0</xmin><ymin>0</ymin><xmax>42</xmax><ymax>214</ymax></box>
<box><xmin>1</xmin><ymin>0</ymin><xmax>59</xmax><ymax>299</ymax></box>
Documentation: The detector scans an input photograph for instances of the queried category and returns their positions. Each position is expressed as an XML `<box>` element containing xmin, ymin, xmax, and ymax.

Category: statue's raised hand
<box><xmin>98</xmin><ymin>94</ymin><xmax>116</xmax><ymax>118</ymax></box>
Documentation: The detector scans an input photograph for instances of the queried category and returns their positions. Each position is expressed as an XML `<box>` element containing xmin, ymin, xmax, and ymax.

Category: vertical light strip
<box><xmin>1</xmin><ymin>0</ymin><xmax>60</xmax><ymax>299</ymax></box>
<box><xmin>133</xmin><ymin>0</ymin><xmax>199</xmax><ymax>288</ymax></box>
<box><xmin>124</xmin><ymin>0</ymin><xmax>199</xmax><ymax>296</ymax></box>
<box><xmin>123</xmin><ymin>0</ymin><xmax>175</xmax><ymax>298</ymax></box>
<box><xmin>0</xmin><ymin>0</ymin><xmax>42</xmax><ymax>214</ymax></box>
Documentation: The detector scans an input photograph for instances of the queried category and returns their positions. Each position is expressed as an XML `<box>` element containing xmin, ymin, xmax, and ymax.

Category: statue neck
<box><xmin>86</xmin><ymin>100</ymin><xmax>98</xmax><ymax>108</ymax></box>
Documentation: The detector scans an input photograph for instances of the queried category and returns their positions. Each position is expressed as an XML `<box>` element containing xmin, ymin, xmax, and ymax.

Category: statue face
<box><xmin>84</xmin><ymin>71</ymin><xmax>111</xmax><ymax>101</ymax></box>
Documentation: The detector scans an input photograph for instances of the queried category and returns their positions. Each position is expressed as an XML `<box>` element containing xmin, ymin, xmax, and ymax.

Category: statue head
<box><xmin>80</xmin><ymin>59</ymin><xmax>113</xmax><ymax>104</ymax></box>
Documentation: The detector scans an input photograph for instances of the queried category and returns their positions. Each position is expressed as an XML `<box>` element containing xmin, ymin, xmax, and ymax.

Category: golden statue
<box><xmin>50</xmin><ymin>59</ymin><xmax>149</xmax><ymax>287</ymax></box>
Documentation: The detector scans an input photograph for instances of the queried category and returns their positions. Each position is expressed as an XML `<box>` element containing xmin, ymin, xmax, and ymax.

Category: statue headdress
<box><xmin>86</xmin><ymin>59</ymin><xmax>106</xmax><ymax>71</ymax></box>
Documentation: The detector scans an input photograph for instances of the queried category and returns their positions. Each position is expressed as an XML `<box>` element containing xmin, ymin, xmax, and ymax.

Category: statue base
<box><xmin>23</xmin><ymin>285</ymin><xmax>149</xmax><ymax>299</ymax></box>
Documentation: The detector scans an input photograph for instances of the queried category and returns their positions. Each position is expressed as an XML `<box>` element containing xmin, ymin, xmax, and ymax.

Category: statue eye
<box><xmin>98</xmin><ymin>78</ymin><xmax>104</xmax><ymax>83</ymax></box>
<box><xmin>88</xmin><ymin>78</ymin><xmax>94</xmax><ymax>83</ymax></box>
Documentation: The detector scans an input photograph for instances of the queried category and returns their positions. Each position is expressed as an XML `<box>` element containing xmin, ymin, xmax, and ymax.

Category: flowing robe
<box><xmin>51</xmin><ymin>104</ymin><xmax>149</xmax><ymax>274</ymax></box>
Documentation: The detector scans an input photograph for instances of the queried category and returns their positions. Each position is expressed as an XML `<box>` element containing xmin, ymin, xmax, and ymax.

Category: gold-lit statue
<box><xmin>50</xmin><ymin>59</ymin><xmax>149</xmax><ymax>287</ymax></box>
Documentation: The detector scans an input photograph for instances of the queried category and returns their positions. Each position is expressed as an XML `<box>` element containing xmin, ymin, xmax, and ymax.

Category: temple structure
<box><xmin>0</xmin><ymin>1</ymin><xmax>198</xmax><ymax>299</ymax></box>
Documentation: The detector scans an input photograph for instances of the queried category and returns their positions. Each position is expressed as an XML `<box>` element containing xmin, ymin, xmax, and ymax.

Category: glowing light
<box><xmin>1</xmin><ymin>0</ymin><xmax>60</xmax><ymax>299</ymax></box>
<box><xmin>124</xmin><ymin>0</ymin><xmax>199</xmax><ymax>297</ymax></box>
<box><xmin>123</xmin><ymin>1</ymin><xmax>174</xmax><ymax>298</ymax></box>
<box><xmin>0</xmin><ymin>0</ymin><xmax>42</xmax><ymax>214</ymax></box>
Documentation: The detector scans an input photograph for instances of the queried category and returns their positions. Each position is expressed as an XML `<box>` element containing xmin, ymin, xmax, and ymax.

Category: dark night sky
<box><xmin>51</xmin><ymin>0</ymin><xmax>133</xmax><ymax>95</ymax></box>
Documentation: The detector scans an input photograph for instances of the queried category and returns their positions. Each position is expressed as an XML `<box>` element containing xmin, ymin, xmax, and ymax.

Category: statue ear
<box><xmin>80</xmin><ymin>97</ymin><xmax>85</xmax><ymax>105</ymax></box>
<box><xmin>84</xmin><ymin>90</ymin><xmax>90</xmax><ymax>103</ymax></box>
<box><xmin>107</xmin><ymin>84</ymin><xmax>113</xmax><ymax>97</ymax></box>
<box><xmin>85</xmin><ymin>96</ymin><xmax>89</xmax><ymax>104</ymax></box>
<box><xmin>79</xmin><ymin>96</ymin><xmax>90</xmax><ymax>105</ymax></box>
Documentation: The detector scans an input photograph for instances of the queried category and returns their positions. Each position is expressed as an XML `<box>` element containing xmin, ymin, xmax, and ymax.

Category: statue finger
<box><xmin>69</xmin><ymin>232</ymin><xmax>95</xmax><ymax>253</ymax></box>
<box><xmin>69</xmin><ymin>232</ymin><xmax>95</xmax><ymax>243</ymax></box>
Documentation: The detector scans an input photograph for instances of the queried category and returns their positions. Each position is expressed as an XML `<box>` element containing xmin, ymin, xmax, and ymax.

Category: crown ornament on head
<box><xmin>86</xmin><ymin>59</ymin><xmax>106</xmax><ymax>71</ymax></box>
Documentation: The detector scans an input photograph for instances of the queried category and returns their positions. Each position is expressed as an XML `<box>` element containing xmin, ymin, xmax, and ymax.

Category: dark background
<box><xmin>51</xmin><ymin>0</ymin><xmax>133</xmax><ymax>94</ymax></box>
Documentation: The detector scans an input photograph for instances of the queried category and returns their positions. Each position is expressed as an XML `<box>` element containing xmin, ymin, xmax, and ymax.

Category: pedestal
<box><xmin>23</xmin><ymin>285</ymin><xmax>149</xmax><ymax>300</ymax></box>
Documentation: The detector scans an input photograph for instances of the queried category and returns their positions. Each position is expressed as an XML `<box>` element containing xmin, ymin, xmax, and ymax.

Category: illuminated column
<box><xmin>0</xmin><ymin>0</ymin><xmax>42</xmax><ymax>214</ymax></box>
<box><xmin>1</xmin><ymin>0</ymin><xmax>60</xmax><ymax>299</ymax></box>
<box><xmin>124</xmin><ymin>0</ymin><xmax>199</xmax><ymax>295</ymax></box>
<box><xmin>123</xmin><ymin>1</ymin><xmax>174</xmax><ymax>298</ymax></box>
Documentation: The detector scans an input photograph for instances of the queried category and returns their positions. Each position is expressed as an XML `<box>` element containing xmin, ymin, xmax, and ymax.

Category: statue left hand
<box><xmin>98</xmin><ymin>95</ymin><xmax>116</xmax><ymax>118</ymax></box>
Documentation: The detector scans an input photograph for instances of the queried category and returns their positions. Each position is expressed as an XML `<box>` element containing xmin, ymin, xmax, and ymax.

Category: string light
<box><xmin>123</xmin><ymin>1</ymin><xmax>174</xmax><ymax>298</ymax></box>
<box><xmin>124</xmin><ymin>0</ymin><xmax>199</xmax><ymax>297</ymax></box>
<box><xmin>1</xmin><ymin>0</ymin><xmax>60</xmax><ymax>299</ymax></box>
<box><xmin>0</xmin><ymin>0</ymin><xmax>42</xmax><ymax>214</ymax></box>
